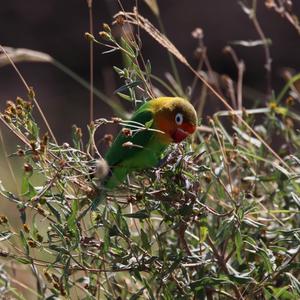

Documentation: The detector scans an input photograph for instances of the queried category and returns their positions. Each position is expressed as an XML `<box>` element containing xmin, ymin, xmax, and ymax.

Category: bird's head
<box><xmin>152</xmin><ymin>97</ymin><xmax>198</xmax><ymax>143</ymax></box>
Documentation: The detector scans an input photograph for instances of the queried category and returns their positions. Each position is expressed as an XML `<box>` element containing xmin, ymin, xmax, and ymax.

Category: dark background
<box><xmin>1</xmin><ymin>0</ymin><xmax>300</xmax><ymax>144</ymax></box>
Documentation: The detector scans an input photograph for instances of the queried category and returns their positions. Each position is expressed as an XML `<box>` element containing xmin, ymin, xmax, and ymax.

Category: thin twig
<box><xmin>224</xmin><ymin>46</ymin><xmax>245</xmax><ymax>111</ymax></box>
<box><xmin>250</xmin><ymin>0</ymin><xmax>272</xmax><ymax>97</ymax></box>
<box><xmin>87</xmin><ymin>0</ymin><xmax>94</xmax><ymax>125</ymax></box>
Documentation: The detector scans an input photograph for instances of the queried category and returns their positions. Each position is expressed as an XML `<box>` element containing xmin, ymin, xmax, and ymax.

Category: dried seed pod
<box><xmin>191</xmin><ymin>27</ymin><xmax>204</xmax><ymax>39</ymax></box>
<box><xmin>28</xmin><ymin>239</ymin><xmax>37</xmax><ymax>248</ymax></box>
<box><xmin>115</xmin><ymin>14</ymin><xmax>125</xmax><ymax>26</ymax></box>
<box><xmin>36</xmin><ymin>234</ymin><xmax>43</xmax><ymax>243</ymax></box>
<box><xmin>233</xmin><ymin>133</ymin><xmax>238</xmax><ymax>148</ymax></box>
<box><xmin>121</xmin><ymin>128</ymin><xmax>132</xmax><ymax>137</ymax></box>
<box><xmin>0</xmin><ymin>216</ymin><xmax>8</xmax><ymax>224</ymax></box>
<box><xmin>99</xmin><ymin>31</ymin><xmax>111</xmax><ymax>40</ymax></box>
<box><xmin>23</xmin><ymin>223</ymin><xmax>30</xmax><ymax>233</ymax></box>
<box><xmin>103</xmin><ymin>23</ymin><xmax>111</xmax><ymax>33</ymax></box>
<box><xmin>28</xmin><ymin>86</ymin><xmax>36</xmax><ymax>100</ymax></box>
<box><xmin>84</xmin><ymin>32</ymin><xmax>95</xmax><ymax>41</ymax></box>
<box><xmin>24</xmin><ymin>163</ymin><xmax>33</xmax><ymax>174</ymax></box>
<box><xmin>43</xmin><ymin>270</ymin><xmax>53</xmax><ymax>283</ymax></box>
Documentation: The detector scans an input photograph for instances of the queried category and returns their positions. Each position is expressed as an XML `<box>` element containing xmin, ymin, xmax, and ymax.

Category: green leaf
<box><xmin>113</xmin><ymin>66</ymin><xmax>124</xmax><ymax>76</ymax></box>
<box><xmin>199</xmin><ymin>217</ymin><xmax>208</xmax><ymax>243</ymax></box>
<box><xmin>117</xmin><ymin>92</ymin><xmax>132</xmax><ymax>101</ymax></box>
<box><xmin>145</xmin><ymin>119</ymin><xmax>154</xmax><ymax>129</ymax></box>
<box><xmin>291</xmin><ymin>192</ymin><xmax>300</xmax><ymax>208</ymax></box>
<box><xmin>19</xmin><ymin>230</ymin><xmax>29</xmax><ymax>255</ymax></box>
<box><xmin>143</xmin><ymin>278</ymin><xmax>155</xmax><ymax>300</ymax></box>
<box><xmin>235</xmin><ymin>229</ymin><xmax>243</xmax><ymax>264</ymax></box>
<box><xmin>49</xmin><ymin>245</ymin><xmax>69</xmax><ymax>254</ymax></box>
<box><xmin>129</xmin><ymin>287</ymin><xmax>146</xmax><ymax>300</ymax></box>
<box><xmin>62</xmin><ymin>257</ymin><xmax>71</xmax><ymax>294</ymax></box>
<box><xmin>278</xmin><ymin>262</ymin><xmax>300</xmax><ymax>273</ymax></box>
<box><xmin>29</xmin><ymin>120</ymin><xmax>40</xmax><ymax>139</ymax></box>
<box><xmin>190</xmin><ymin>276</ymin><xmax>232</xmax><ymax>290</ymax></box>
<box><xmin>116</xmin><ymin>209</ymin><xmax>130</xmax><ymax>237</ymax></box>
<box><xmin>15</xmin><ymin>257</ymin><xmax>32</xmax><ymax>264</ymax></box>
<box><xmin>114</xmin><ymin>80</ymin><xmax>143</xmax><ymax>94</ymax></box>
<box><xmin>120</xmin><ymin>37</ymin><xmax>136</xmax><ymax>59</ymax></box>
<box><xmin>216</xmin><ymin>217</ymin><xmax>234</xmax><ymax>242</ymax></box>
<box><xmin>267</xmin><ymin>286</ymin><xmax>298</xmax><ymax>300</ymax></box>
<box><xmin>257</xmin><ymin>248</ymin><xmax>274</xmax><ymax>274</ymax></box>
<box><xmin>71</xmin><ymin>125</ymin><xmax>82</xmax><ymax>150</ymax></box>
<box><xmin>67</xmin><ymin>200</ymin><xmax>78</xmax><ymax>231</ymax></box>
<box><xmin>123</xmin><ymin>210</ymin><xmax>150</xmax><ymax>219</ymax></box>
<box><xmin>46</xmin><ymin>202</ymin><xmax>61</xmax><ymax>222</ymax></box>
<box><xmin>50</xmin><ymin>223</ymin><xmax>65</xmax><ymax>240</ymax></box>
<box><xmin>0</xmin><ymin>186</ymin><xmax>20</xmax><ymax>205</ymax></box>
<box><xmin>274</xmin><ymin>106</ymin><xmax>288</xmax><ymax>116</ymax></box>
<box><xmin>31</xmin><ymin>214</ymin><xmax>38</xmax><ymax>239</ymax></box>
<box><xmin>141</xmin><ymin>229</ymin><xmax>151</xmax><ymax>251</ymax></box>
<box><xmin>286</xmin><ymin>272</ymin><xmax>300</xmax><ymax>295</ymax></box>
<box><xmin>243</xmin><ymin>218</ymin><xmax>264</xmax><ymax>228</ymax></box>
<box><xmin>228</xmin><ymin>274</ymin><xmax>253</xmax><ymax>284</ymax></box>
<box><xmin>276</xmin><ymin>73</ymin><xmax>300</xmax><ymax>102</ymax></box>
<box><xmin>21</xmin><ymin>174</ymin><xmax>36</xmax><ymax>198</ymax></box>
<box><xmin>163</xmin><ymin>286</ymin><xmax>174</xmax><ymax>300</ymax></box>
<box><xmin>19</xmin><ymin>204</ymin><xmax>26</xmax><ymax>224</ymax></box>
<box><xmin>67</xmin><ymin>200</ymin><xmax>80</xmax><ymax>247</ymax></box>
<box><xmin>102</xmin><ymin>229</ymin><xmax>110</xmax><ymax>254</ymax></box>
<box><xmin>0</xmin><ymin>231</ymin><xmax>13</xmax><ymax>241</ymax></box>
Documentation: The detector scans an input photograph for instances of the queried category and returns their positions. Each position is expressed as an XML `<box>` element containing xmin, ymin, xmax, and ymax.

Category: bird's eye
<box><xmin>175</xmin><ymin>113</ymin><xmax>183</xmax><ymax>125</ymax></box>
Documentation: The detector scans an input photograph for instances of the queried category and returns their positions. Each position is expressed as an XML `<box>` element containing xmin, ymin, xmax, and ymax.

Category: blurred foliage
<box><xmin>1</xmin><ymin>1</ymin><xmax>300</xmax><ymax>299</ymax></box>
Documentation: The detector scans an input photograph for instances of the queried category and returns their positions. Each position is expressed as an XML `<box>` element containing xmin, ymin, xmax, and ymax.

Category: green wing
<box><xmin>92</xmin><ymin>102</ymin><xmax>167</xmax><ymax>209</ymax></box>
<box><xmin>105</xmin><ymin>103</ymin><xmax>154</xmax><ymax>167</ymax></box>
<box><xmin>104</xmin><ymin>102</ymin><xmax>163</xmax><ymax>189</ymax></box>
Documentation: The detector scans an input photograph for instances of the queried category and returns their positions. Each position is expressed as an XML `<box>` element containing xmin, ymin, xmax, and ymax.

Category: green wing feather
<box><xmin>105</xmin><ymin>103</ymin><xmax>154</xmax><ymax>168</ymax></box>
<box><xmin>104</xmin><ymin>101</ymin><xmax>166</xmax><ymax>189</ymax></box>
<box><xmin>91</xmin><ymin>103</ymin><xmax>156</xmax><ymax>210</ymax></box>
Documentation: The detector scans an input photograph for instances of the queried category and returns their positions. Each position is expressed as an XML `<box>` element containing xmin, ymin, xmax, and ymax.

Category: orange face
<box><xmin>155</xmin><ymin>110</ymin><xmax>197</xmax><ymax>143</ymax></box>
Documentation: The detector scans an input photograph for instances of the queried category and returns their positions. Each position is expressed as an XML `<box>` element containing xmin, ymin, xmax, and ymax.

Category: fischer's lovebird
<box><xmin>92</xmin><ymin>97</ymin><xmax>198</xmax><ymax>209</ymax></box>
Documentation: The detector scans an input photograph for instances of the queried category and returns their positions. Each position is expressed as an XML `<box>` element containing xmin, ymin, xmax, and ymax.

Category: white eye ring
<box><xmin>175</xmin><ymin>113</ymin><xmax>183</xmax><ymax>125</ymax></box>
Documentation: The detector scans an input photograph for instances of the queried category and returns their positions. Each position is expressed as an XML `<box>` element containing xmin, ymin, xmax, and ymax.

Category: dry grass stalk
<box><xmin>0</xmin><ymin>45</ymin><xmax>57</xmax><ymax>144</ymax></box>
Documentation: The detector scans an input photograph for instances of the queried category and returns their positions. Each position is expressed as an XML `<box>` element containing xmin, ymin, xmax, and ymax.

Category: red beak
<box><xmin>182</xmin><ymin>122</ymin><xmax>196</xmax><ymax>134</ymax></box>
<box><xmin>172</xmin><ymin>123</ymin><xmax>196</xmax><ymax>143</ymax></box>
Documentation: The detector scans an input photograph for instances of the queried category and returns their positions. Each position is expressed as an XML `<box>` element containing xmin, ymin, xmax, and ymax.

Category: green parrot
<box><xmin>91</xmin><ymin>97</ymin><xmax>198</xmax><ymax>209</ymax></box>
